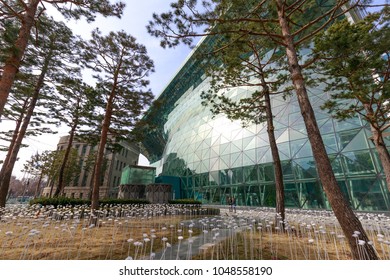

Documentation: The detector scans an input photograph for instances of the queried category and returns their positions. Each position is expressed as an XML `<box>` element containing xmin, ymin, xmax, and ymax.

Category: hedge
<box><xmin>29</xmin><ymin>197</ymin><xmax>150</xmax><ymax>207</ymax></box>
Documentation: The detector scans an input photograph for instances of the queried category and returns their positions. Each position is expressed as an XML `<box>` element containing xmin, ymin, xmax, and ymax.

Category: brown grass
<box><xmin>0</xmin><ymin>215</ymin><xmax>199</xmax><ymax>260</ymax></box>
<box><xmin>192</xmin><ymin>229</ymin><xmax>354</xmax><ymax>260</ymax></box>
<box><xmin>1</xmin><ymin>206</ymin><xmax>388</xmax><ymax>260</ymax></box>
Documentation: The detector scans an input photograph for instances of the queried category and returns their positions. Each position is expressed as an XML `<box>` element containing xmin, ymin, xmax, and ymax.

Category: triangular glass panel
<box><xmin>273</xmin><ymin>120</ymin><xmax>288</xmax><ymax>130</ymax></box>
<box><xmin>317</xmin><ymin>118</ymin><xmax>333</xmax><ymax>134</ymax></box>
<box><xmin>209</xmin><ymin>171</ymin><xmax>219</xmax><ymax>184</ymax></box>
<box><xmin>322</xmin><ymin>133</ymin><xmax>339</xmax><ymax>153</ymax></box>
<box><xmin>242</xmin><ymin>128</ymin><xmax>255</xmax><ymax>138</ymax></box>
<box><xmin>243</xmin><ymin>149</ymin><xmax>256</xmax><ymax>165</ymax></box>
<box><xmin>194</xmin><ymin>150</ymin><xmax>202</xmax><ymax>161</ymax></box>
<box><xmin>342</xmin><ymin>129</ymin><xmax>369</xmax><ymax>152</ymax></box>
<box><xmin>220</xmin><ymin>136</ymin><xmax>230</xmax><ymax>144</ymax></box>
<box><xmin>220</xmin><ymin>143</ymin><xmax>230</xmax><ymax>155</ymax></box>
<box><xmin>334</xmin><ymin>118</ymin><xmax>362</xmax><ymax>131</ymax></box>
<box><xmin>288</xmin><ymin>112</ymin><xmax>302</xmax><ymax>126</ymax></box>
<box><xmin>275</xmin><ymin>108</ymin><xmax>290</xmax><ymax>125</ymax></box>
<box><xmin>277</xmin><ymin>142</ymin><xmax>291</xmax><ymax>160</ymax></box>
<box><xmin>256</xmin><ymin>123</ymin><xmax>267</xmax><ymax>134</ymax></box>
<box><xmin>289</xmin><ymin>128</ymin><xmax>307</xmax><ymax>140</ymax></box>
<box><xmin>293</xmin><ymin>140</ymin><xmax>313</xmax><ymax>158</ymax></box>
<box><xmin>292</xmin><ymin>122</ymin><xmax>307</xmax><ymax>134</ymax></box>
<box><xmin>337</xmin><ymin>128</ymin><xmax>361</xmax><ymax>150</ymax></box>
<box><xmin>341</xmin><ymin>151</ymin><xmax>376</xmax><ymax>174</ymax></box>
<box><xmin>232</xmin><ymin>129</ymin><xmax>244</xmax><ymax>141</ymax></box>
<box><xmin>210</xmin><ymin>157</ymin><xmax>219</xmax><ymax>171</ymax></box>
<box><xmin>243</xmin><ymin>136</ymin><xmax>256</xmax><ymax>150</ymax></box>
<box><xmin>210</xmin><ymin>147</ymin><xmax>219</xmax><ymax>158</ymax></box>
<box><xmin>200</xmin><ymin>161</ymin><xmax>209</xmax><ymax>173</ymax></box>
<box><xmin>271</xmin><ymin>95</ymin><xmax>287</xmax><ymax>107</ymax></box>
<box><xmin>246</xmin><ymin>124</ymin><xmax>257</xmax><ymax>134</ymax></box>
<box><xmin>292</xmin><ymin>158</ymin><xmax>317</xmax><ymax>179</ymax></box>
<box><xmin>201</xmin><ymin>148</ymin><xmax>210</xmax><ymax>159</ymax></box>
<box><xmin>290</xmin><ymin>139</ymin><xmax>307</xmax><ymax>157</ymax></box>
<box><xmin>193</xmin><ymin>161</ymin><xmax>201</xmax><ymax>173</ymax></box>
<box><xmin>276</xmin><ymin>129</ymin><xmax>289</xmax><ymax>143</ymax></box>
<box><xmin>231</xmin><ymin>139</ymin><xmax>242</xmax><ymax>152</ymax></box>
<box><xmin>363</xmin><ymin>128</ymin><xmax>376</xmax><ymax>149</ymax></box>
<box><xmin>232</xmin><ymin>152</ymin><xmax>243</xmax><ymax>168</ymax></box>
<box><xmin>258</xmin><ymin>147</ymin><xmax>273</xmax><ymax>163</ymax></box>
<box><xmin>220</xmin><ymin>154</ymin><xmax>230</xmax><ymax>168</ymax></box>
<box><xmin>314</xmin><ymin>111</ymin><xmax>330</xmax><ymax>120</ymax></box>
<box><xmin>328</xmin><ymin>154</ymin><xmax>344</xmax><ymax>175</ymax></box>
<box><xmin>211</xmin><ymin>135</ymin><xmax>221</xmax><ymax>146</ymax></box>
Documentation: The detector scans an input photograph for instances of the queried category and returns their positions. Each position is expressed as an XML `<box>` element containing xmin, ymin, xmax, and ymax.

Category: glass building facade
<box><xmin>141</xmin><ymin>40</ymin><xmax>390</xmax><ymax>211</ymax></box>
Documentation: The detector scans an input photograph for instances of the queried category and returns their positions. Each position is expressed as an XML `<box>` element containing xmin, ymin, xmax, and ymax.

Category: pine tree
<box><xmin>81</xmin><ymin>29</ymin><xmax>154</xmax><ymax>211</ymax></box>
<box><xmin>147</xmin><ymin>0</ymin><xmax>380</xmax><ymax>259</ymax></box>
<box><xmin>0</xmin><ymin>17</ymin><xmax>80</xmax><ymax>207</ymax></box>
<box><xmin>197</xmin><ymin>30</ymin><xmax>291</xmax><ymax>222</ymax></box>
<box><xmin>0</xmin><ymin>0</ymin><xmax>125</xmax><ymax>117</ymax></box>
<box><xmin>312</xmin><ymin>8</ymin><xmax>390</xmax><ymax>192</ymax></box>
<box><xmin>51</xmin><ymin>79</ymin><xmax>99</xmax><ymax>197</ymax></box>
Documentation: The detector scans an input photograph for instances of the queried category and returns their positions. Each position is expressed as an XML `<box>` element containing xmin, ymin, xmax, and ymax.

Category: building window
<box><xmin>82</xmin><ymin>173</ymin><xmax>88</xmax><ymax>186</ymax></box>
<box><xmin>71</xmin><ymin>193</ymin><xmax>75</xmax><ymax>199</ymax></box>
<box><xmin>80</xmin><ymin>193</ymin><xmax>83</xmax><ymax>199</ymax></box>
<box><xmin>73</xmin><ymin>176</ymin><xmax>79</xmax><ymax>186</ymax></box>
<box><xmin>82</xmin><ymin>145</ymin><xmax>87</xmax><ymax>155</ymax></box>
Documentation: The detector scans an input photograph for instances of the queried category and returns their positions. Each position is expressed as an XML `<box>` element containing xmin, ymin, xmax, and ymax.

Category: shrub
<box><xmin>29</xmin><ymin>197</ymin><xmax>150</xmax><ymax>207</ymax></box>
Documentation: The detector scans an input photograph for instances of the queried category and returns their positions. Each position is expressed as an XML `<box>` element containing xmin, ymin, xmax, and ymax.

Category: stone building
<box><xmin>41</xmin><ymin>135</ymin><xmax>140</xmax><ymax>199</ymax></box>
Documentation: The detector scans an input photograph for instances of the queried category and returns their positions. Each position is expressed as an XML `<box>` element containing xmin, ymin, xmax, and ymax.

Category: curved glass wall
<box><xmin>152</xmin><ymin>72</ymin><xmax>390</xmax><ymax>211</ymax></box>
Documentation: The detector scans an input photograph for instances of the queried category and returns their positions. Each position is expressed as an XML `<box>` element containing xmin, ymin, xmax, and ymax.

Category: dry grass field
<box><xmin>0</xmin><ymin>204</ymin><xmax>389</xmax><ymax>260</ymax></box>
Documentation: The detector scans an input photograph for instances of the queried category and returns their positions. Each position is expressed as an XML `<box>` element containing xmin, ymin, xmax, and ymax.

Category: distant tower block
<box><xmin>118</xmin><ymin>184</ymin><xmax>145</xmax><ymax>200</ymax></box>
<box><xmin>145</xmin><ymin>184</ymin><xmax>172</xmax><ymax>204</ymax></box>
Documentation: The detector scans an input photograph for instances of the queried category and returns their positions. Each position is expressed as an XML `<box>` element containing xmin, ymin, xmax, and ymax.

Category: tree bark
<box><xmin>264</xmin><ymin>91</ymin><xmax>285</xmax><ymax>223</ymax></box>
<box><xmin>0</xmin><ymin>0</ymin><xmax>40</xmax><ymax>116</ymax></box>
<box><xmin>34</xmin><ymin>171</ymin><xmax>44</xmax><ymax>198</ymax></box>
<box><xmin>275</xmin><ymin>0</ymin><xmax>378</xmax><ymax>259</ymax></box>
<box><xmin>257</xmin><ymin>63</ymin><xmax>285</xmax><ymax>222</ymax></box>
<box><xmin>90</xmin><ymin>85</ymin><xmax>117</xmax><ymax>211</ymax></box>
<box><xmin>0</xmin><ymin>44</ymin><xmax>52</xmax><ymax>207</ymax></box>
<box><xmin>370</xmin><ymin>125</ymin><xmax>390</xmax><ymax>193</ymax></box>
<box><xmin>53</xmin><ymin>112</ymin><xmax>80</xmax><ymax>197</ymax></box>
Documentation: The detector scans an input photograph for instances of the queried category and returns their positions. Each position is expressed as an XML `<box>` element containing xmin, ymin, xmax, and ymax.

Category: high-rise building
<box><xmin>41</xmin><ymin>135</ymin><xmax>140</xmax><ymax>199</ymax></box>
<box><xmin>141</xmin><ymin>37</ymin><xmax>390</xmax><ymax>211</ymax></box>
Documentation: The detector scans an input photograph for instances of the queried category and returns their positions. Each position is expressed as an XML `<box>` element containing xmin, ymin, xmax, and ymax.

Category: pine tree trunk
<box><xmin>0</xmin><ymin>0</ymin><xmax>40</xmax><ymax>116</ymax></box>
<box><xmin>90</xmin><ymin>86</ymin><xmax>117</xmax><ymax>211</ymax></box>
<box><xmin>34</xmin><ymin>171</ymin><xmax>44</xmax><ymax>198</ymax></box>
<box><xmin>0</xmin><ymin>101</ymin><xmax>28</xmax><ymax>207</ymax></box>
<box><xmin>53</xmin><ymin>117</ymin><xmax>79</xmax><ymax>197</ymax></box>
<box><xmin>0</xmin><ymin>45</ymin><xmax>52</xmax><ymax>207</ymax></box>
<box><xmin>0</xmin><ymin>101</ymin><xmax>27</xmax><ymax>184</ymax></box>
<box><xmin>264</xmin><ymin>92</ymin><xmax>285</xmax><ymax>223</ymax></box>
<box><xmin>275</xmin><ymin>0</ymin><xmax>378</xmax><ymax>259</ymax></box>
<box><xmin>370</xmin><ymin>126</ymin><xmax>390</xmax><ymax>193</ymax></box>
<box><xmin>253</xmin><ymin>44</ymin><xmax>286</xmax><ymax>222</ymax></box>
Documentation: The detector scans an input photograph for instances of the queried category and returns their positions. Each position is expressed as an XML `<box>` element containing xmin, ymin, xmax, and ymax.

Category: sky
<box><xmin>0</xmin><ymin>0</ymin><xmax>387</xmax><ymax>179</ymax></box>
<box><xmin>0</xmin><ymin>1</ymin><xmax>196</xmax><ymax>179</ymax></box>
